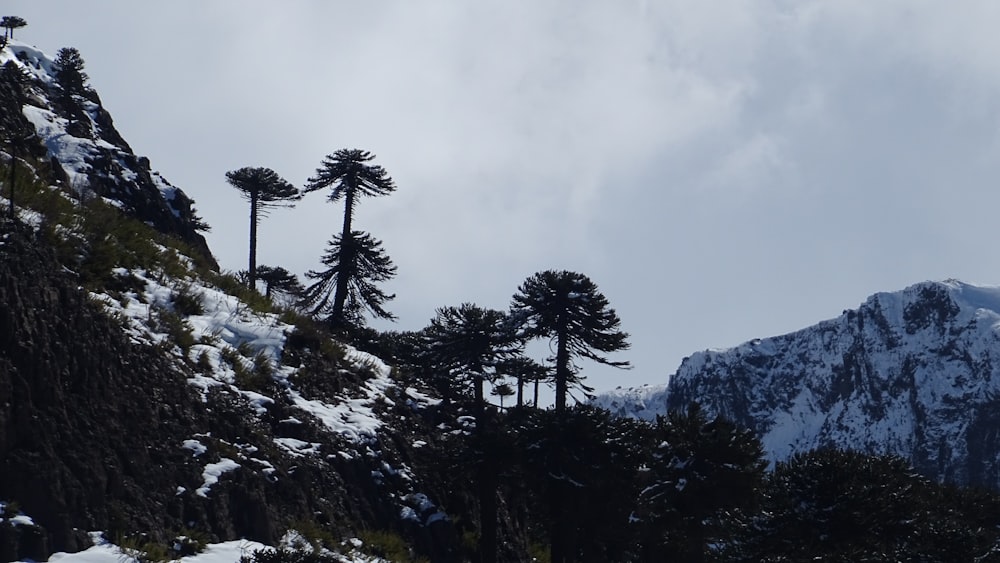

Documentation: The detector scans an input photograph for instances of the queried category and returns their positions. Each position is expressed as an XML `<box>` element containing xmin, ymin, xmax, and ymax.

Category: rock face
<box><xmin>598</xmin><ymin>280</ymin><xmax>1000</xmax><ymax>489</ymax></box>
<box><xmin>0</xmin><ymin>222</ymin><xmax>436</xmax><ymax>559</ymax></box>
<box><xmin>1</xmin><ymin>42</ymin><xmax>214</xmax><ymax>266</ymax></box>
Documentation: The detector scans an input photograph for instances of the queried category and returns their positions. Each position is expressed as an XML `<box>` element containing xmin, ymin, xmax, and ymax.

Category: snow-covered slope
<box><xmin>596</xmin><ymin>280</ymin><xmax>1000</xmax><ymax>488</ymax></box>
<box><xmin>0</xmin><ymin>40</ymin><xmax>212</xmax><ymax>262</ymax></box>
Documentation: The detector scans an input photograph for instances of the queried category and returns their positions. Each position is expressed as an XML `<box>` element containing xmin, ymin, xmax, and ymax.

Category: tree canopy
<box><xmin>1</xmin><ymin>16</ymin><xmax>26</xmax><ymax>39</ymax></box>
<box><xmin>511</xmin><ymin>270</ymin><xmax>630</xmax><ymax>412</ymax></box>
<box><xmin>299</xmin><ymin>231</ymin><xmax>396</xmax><ymax>325</ymax></box>
<box><xmin>301</xmin><ymin>149</ymin><xmax>397</xmax><ymax>325</ymax></box>
<box><xmin>225</xmin><ymin>166</ymin><xmax>298</xmax><ymax>289</ymax></box>
<box><xmin>53</xmin><ymin>47</ymin><xmax>89</xmax><ymax>94</ymax></box>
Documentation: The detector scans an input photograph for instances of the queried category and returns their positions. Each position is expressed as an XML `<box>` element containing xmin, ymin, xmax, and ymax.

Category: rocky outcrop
<box><xmin>0</xmin><ymin>222</ymin><xmax>425</xmax><ymax>558</ymax></box>
<box><xmin>1</xmin><ymin>43</ymin><xmax>215</xmax><ymax>267</ymax></box>
<box><xmin>598</xmin><ymin>280</ymin><xmax>1000</xmax><ymax>490</ymax></box>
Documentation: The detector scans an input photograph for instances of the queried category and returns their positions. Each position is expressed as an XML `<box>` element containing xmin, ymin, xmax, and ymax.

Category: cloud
<box><xmin>12</xmin><ymin>0</ymin><xmax>1000</xmax><ymax>396</ymax></box>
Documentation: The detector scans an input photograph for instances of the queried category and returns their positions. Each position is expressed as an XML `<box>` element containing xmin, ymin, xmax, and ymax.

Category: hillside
<box><xmin>0</xmin><ymin>39</ymin><xmax>464</xmax><ymax>563</ymax></box>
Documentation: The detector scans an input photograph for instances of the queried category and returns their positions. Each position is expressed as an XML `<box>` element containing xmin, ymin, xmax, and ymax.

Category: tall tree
<box><xmin>224</xmin><ymin>167</ymin><xmax>299</xmax><ymax>289</ymax></box>
<box><xmin>0</xmin><ymin>16</ymin><xmax>26</xmax><ymax>39</ymax></box>
<box><xmin>511</xmin><ymin>270</ymin><xmax>630</xmax><ymax>412</ymax></box>
<box><xmin>495</xmin><ymin>355</ymin><xmax>549</xmax><ymax>408</ymax></box>
<box><xmin>302</xmin><ymin>149</ymin><xmax>396</xmax><ymax>324</ymax></box>
<box><xmin>422</xmin><ymin>303</ymin><xmax>523</xmax><ymax>563</ymax></box>
<box><xmin>299</xmin><ymin>231</ymin><xmax>396</xmax><ymax>325</ymax></box>
<box><xmin>511</xmin><ymin>270</ymin><xmax>629</xmax><ymax>563</ymax></box>
<box><xmin>423</xmin><ymin>304</ymin><xmax>523</xmax><ymax>413</ymax></box>
<box><xmin>1</xmin><ymin>61</ymin><xmax>31</xmax><ymax>219</ymax></box>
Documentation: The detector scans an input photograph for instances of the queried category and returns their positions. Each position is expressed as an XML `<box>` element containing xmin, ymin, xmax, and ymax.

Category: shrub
<box><xmin>240</xmin><ymin>548</ymin><xmax>340</xmax><ymax>563</ymax></box>
<box><xmin>171</xmin><ymin>282</ymin><xmax>204</xmax><ymax>316</ymax></box>
<box><xmin>358</xmin><ymin>530</ymin><xmax>427</xmax><ymax>563</ymax></box>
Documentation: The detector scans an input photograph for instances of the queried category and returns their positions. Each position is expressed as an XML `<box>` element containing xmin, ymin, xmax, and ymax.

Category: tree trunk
<box><xmin>472</xmin><ymin>370</ymin><xmax>497</xmax><ymax>563</ymax></box>
<box><xmin>554</xmin><ymin>317</ymin><xmax>569</xmax><ymax>412</ymax></box>
<box><xmin>331</xmin><ymin>188</ymin><xmax>355</xmax><ymax>323</ymax></box>
<box><xmin>516</xmin><ymin>375</ymin><xmax>524</xmax><ymax>408</ymax></box>
<box><xmin>248</xmin><ymin>190</ymin><xmax>258</xmax><ymax>289</ymax></box>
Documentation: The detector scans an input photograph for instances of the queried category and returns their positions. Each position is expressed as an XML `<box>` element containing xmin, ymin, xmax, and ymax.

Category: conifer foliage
<box><xmin>423</xmin><ymin>304</ymin><xmax>523</xmax><ymax>412</ymax></box>
<box><xmin>224</xmin><ymin>167</ymin><xmax>299</xmax><ymax>289</ymax></box>
<box><xmin>0</xmin><ymin>16</ymin><xmax>26</xmax><ymax>39</ymax></box>
<box><xmin>53</xmin><ymin>47</ymin><xmax>89</xmax><ymax>94</ymax></box>
<box><xmin>300</xmin><ymin>231</ymin><xmax>396</xmax><ymax>325</ymax></box>
<box><xmin>636</xmin><ymin>403</ymin><xmax>766</xmax><ymax>562</ymax></box>
<box><xmin>302</xmin><ymin>149</ymin><xmax>396</xmax><ymax>326</ymax></box>
<box><xmin>511</xmin><ymin>270</ymin><xmax>630</xmax><ymax>412</ymax></box>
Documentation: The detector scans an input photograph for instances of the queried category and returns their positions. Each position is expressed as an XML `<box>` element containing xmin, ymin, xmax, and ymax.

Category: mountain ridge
<box><xmin>595</xmin><ymin>278</ymin><xmax>1000</xmax><ymax>488</ymax></box>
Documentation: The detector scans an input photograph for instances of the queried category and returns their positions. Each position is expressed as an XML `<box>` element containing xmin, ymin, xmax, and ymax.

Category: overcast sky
<box><xmin>10</xmin><ymin>1</ymin><xmax>1000</xmax><ymax>398</ymax></box>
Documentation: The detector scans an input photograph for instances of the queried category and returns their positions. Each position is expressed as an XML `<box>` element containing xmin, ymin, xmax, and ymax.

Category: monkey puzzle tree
<box><xmin>511</xmin><ymin>270</ymin><xmax>630</xmax><ymax>412</ymax></box>
<box><xmin>422</xmin><ymin>303</ymin><xmax>523</xmax><ymax>563</ymax></box>
<box><xmin>1</xmin><ymin>16</ymin><xmax>26</xmax><ymax>40</ymax></box>
<box><xmin>255</xmin><ymin>265</ymin><xmax>304</xmax><ymax>302</ymax></box>
<box><xmin>495</xmin><ymin>355</ymin><xmax>549</xmax><ymax>408</ymax></box>
<box><xmin>299</xmin><ymin>231</ymin><xmax>396</xmax><ymax>325</ymax></box>
<box><xmin>303</xmin><ymin>149</ymin><xmax>396</xmax><ymax>325</ymax></box>
<box><xmin>0</xmin><ymin>60</ymin><xmax>32</xmax><ymax>219</ymax></box>
<box><xmin>423</xmin><ymin>303</ymin><xmax>523</xmax><ymax>413</ymax></box>
<box><xmin>53</xmin><ymin>47</ymin><xmax>89</xmax><ymax>94</ymax></box>
<box><xmin>511</xmin><ymin>270</ymin><xmax>629</xmax><ymax>563</ymax></box>
<box><xmin>225</xmin><ymin>167</ymin><xmax>299</xmax><ymax>289</ymax></box>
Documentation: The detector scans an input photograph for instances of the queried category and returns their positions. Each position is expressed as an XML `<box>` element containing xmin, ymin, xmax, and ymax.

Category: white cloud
<box><xmin>11</xmin><ymin>0</ymin><xmax>1000</xmax><ymax>395</ymax></box>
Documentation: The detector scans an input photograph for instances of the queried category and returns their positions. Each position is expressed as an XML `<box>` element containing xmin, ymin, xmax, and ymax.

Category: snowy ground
<box><xmin>31</xmin><ymin>537</ymin><xmax>393</xmax><ymax>563</ymax></box>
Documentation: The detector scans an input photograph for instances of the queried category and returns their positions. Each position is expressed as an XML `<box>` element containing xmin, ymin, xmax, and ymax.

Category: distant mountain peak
<box><xmin>594</xmin><ymin>279</ymin><xmax>1000</xmax><ymax>488</ymax></box>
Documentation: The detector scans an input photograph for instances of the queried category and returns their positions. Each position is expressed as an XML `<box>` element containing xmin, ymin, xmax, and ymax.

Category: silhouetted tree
<box><xmin>511</xmin><ymin>270</ymin><xmax>629</xmax><ymax>412</ymax></box>
<box><xmin>0</xmin><ymin>61</ymin><xmax>31</xmax><ymax>219</ymax></box>
<box><xmin>255</xmin><ymin>265</ymin><xmax>304</xmax><ymax>302</ymax></box>
<box><xmin>510</xmin><ymin>270</ymin><xmax>629</xmax><ymax>563</ymax></box>
<box><xmin>422</xmin><ymin>303</ymin><xmax>524</xmax><ymax>563</ymax></box>
<box><xmin>303</xmin><ymin>149</ymin><xmax>396</xmax><ymax>324</ymax></box>
<box><xmin>636</xmin><ymin>403</ymin><xmax>766</xmax><ymax>562</ymax></box>
<box><xmin>299</xmin><ymin>231</ymin><xmax>396</xmax><ymax>325</ymax></box>
<box><xmin>53</xmin><ymin>47</ymin><xmax>88</xmax><ymax>94</ymax></box>
<box><xmin>491</xmin><ymin>383</ymin><xmax>515</xmax><ymax>408</ymax></box>
<box><xmin>225</xmin><ymin>167</ymin><xmax>298</xmax><ymax>289</ymax></box>
<box><xmin>1</xmin><ymin>16</ymin><xmax>26</xmax><ymax>39</ymax></box>
<box><xmin>495</xmin><ymin>355</ymin><xmax>549</xmax><ymax>408</ymax></box>
<box><xmin>423</xmin><ymin>304</ymin><xmax>523</xmax><ymax>413</ymax></box>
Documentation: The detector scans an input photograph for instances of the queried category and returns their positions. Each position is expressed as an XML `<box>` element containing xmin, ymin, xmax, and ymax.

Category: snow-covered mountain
<box><xmin>0</xmin><ymin>40</ymin><xmax>213</xmax><ymax>263</ymax></box>
<box><xmin>595</xmin><ymin>280</ymin><xmax>1000</xmax><ymax>488</ymax></box>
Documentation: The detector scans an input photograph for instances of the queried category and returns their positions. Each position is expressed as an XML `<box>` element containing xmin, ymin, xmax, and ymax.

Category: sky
<box><xmin>9</xmin><ymin>1</ymin><xmax>1000</xmax><ymax>397</ymax></box>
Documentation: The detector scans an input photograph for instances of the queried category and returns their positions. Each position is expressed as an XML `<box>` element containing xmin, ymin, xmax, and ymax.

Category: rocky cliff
<box><xmin>596</xmin><ymin>280</ymin><xmax>1000</xmax><ymax>489</ymax></box>
<box><xmin>0</xmin><ymin>41</ymin><xmax>213</xmax><ymax>266</ymax></box>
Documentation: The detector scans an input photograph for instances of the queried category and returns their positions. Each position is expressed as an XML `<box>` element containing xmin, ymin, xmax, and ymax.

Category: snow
<box><xmin>37</xmin><ymin>539</ymin><xmax>267</xmax><ymax>563</ymax></box>
<box><xmin>594</xmin><ymin>279</ymin><xmax>1000</xmax><ymax>481</ymax></box>
<box><xmin>182</xmin><ymin>439</ymin><xmax>207</xmax><ymax>457</ymax></box>
<box><xmin>196</xmin><ymin>458</ymin><xmax>240</xmax><ymax>497</ymax></box>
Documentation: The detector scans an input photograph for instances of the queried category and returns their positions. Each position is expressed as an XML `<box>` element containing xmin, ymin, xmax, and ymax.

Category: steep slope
<box><xmin>0</xmin><ymin>40</ymin><xmax>466</xmax><ymax>562</ymax></box>
<box><xmin>597</xmin><ymin>280</ymin><xmax>1000</xmax><ymax>489</ymax></box>
<box><xmin>0</xmin><ymin>40</ymin><xmax>213</xmax><ymax>265</ymax></box>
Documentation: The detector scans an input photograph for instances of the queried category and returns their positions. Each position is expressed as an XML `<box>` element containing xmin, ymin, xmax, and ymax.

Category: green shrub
<box><xmin>239</xmin><ymin>548</ymin><xmax>340</xmax><ymax>563</ymax></box>
<box><xmin>114</xmin><ymin>533</ymin><xmax>171</xmax><ymax>563</ymax></box>
<box><xmin>171</xmin><ymin>282</ymin><xmax>204</xmax><ymax>316</ymax></box>
<box><xmin>151</xmin><ymin>305</ymin><xmax>195</xmax><ymax>353</ymax></box>
<box><xmin>358</xmin><ymin>530</ymin><xmax>427</xmax><ymax>563</ymax></box>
